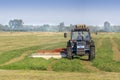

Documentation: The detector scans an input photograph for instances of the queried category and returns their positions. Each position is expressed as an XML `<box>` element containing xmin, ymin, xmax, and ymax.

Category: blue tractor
<box><xmin>64</xmin><ymin>24</ymin><xmax>95</xmax><ymax>60</ymax></box>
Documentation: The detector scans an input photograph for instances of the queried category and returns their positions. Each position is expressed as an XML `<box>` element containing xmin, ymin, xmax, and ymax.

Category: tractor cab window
<box><xmin>71</xmin><ymin>31</ymin><xmax>90</xmax><ymax>41</ymax></box>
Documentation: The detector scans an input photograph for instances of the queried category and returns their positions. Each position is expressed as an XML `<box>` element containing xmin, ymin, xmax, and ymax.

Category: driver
<box><xmin>77</xmin><ymin>32</ymin><xmax>83</xmax><ymax>40</ymax></box>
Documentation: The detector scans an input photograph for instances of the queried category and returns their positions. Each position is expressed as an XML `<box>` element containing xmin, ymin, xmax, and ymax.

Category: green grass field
<box><xmin>0</xmin><ymin>32</ymin><xmax>120</xmax><ymax>80</ymax></box>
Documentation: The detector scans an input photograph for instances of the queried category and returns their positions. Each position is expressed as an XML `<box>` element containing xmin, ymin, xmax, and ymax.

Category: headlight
<box><xmin>77</xmin><ymin>45</ymin><xmax>85</xmax><ymax>48</ymax></box>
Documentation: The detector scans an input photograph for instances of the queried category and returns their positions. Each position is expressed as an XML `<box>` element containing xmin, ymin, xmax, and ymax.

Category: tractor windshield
<box><xmin>71</xmin><ymin>31</ymin><xmax>90</xmax><ymax>41</ymax></box>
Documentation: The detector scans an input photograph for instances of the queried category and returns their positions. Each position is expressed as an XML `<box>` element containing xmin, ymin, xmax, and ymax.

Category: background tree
<box><xmin>9</xmin><ymin>19</ymin><xmax>24</xmax><ymax>29</ymax></box>
<box><xmin>58</xmin><ymin>22</ymin><xmax>64</xmax><ymax>32</ymax></box>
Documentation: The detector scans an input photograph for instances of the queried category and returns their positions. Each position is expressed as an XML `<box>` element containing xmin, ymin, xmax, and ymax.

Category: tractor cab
<box><xmin>71</xmin><ymin>31</ymin><xmax>90</xmax><ymax>41</ymax></box>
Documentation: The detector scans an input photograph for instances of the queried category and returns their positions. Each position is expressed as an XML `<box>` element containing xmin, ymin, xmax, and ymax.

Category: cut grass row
<box><xmin>52</xmin><ymin>58</ymin><xmax>89</xmax><ymax>72</ymax></box>
<box><xmin>114</xmin><ymin>38</ymin><xmax>120</xmax><ymax>52</ymax></box>
<box><xmin>92</xmin><ymin>38</ymin><xmax>120</xmax><ymax>72</ymax></box>
<box><xmin>1</xmin><ymin>70</ymin><xmax>120</xmax><ymax>80</ymax></box>
<box><xmin>0</xmin><ymin>57</ymin><xmax>89</xmax><ymax>72</ymax></box>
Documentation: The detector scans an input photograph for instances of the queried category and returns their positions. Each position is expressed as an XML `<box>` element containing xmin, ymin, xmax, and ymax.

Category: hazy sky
<box><xmin>0</xmin><ymin>0</ymin><xmax>120</xmax><ymax>25</ymax></box>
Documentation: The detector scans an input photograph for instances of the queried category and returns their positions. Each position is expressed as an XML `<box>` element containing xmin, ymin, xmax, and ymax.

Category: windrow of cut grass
<box><xmin>110</xmin><ymin>38</ymin><xmax>120</xmax><ymax>61</ymax></box>
<box><xmin>51</xmin><ymin>58</ymin><xmax>89</xmax><ymax>72</ymax></box>
<box><xmin>0</xmin><ymin>57</ymin><xmax>89</xmax><ymax>72</ymax></box>
<box><xmin>0</xmin><ymin>57</ymin><xmax>55</xmax><ymax>70</ymax></box>
<box><xmin>92</xmin><ymin>38</ymin><xmax>120</xmax><ymax>72</ymax></box>
<box><xmin>113</xmin><ymin>38</ymin><xmax>120</xmax><ymax>52</ymax></box>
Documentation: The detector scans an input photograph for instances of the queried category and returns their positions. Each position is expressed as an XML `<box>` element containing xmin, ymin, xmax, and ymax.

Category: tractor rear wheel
<box><xmin>88</xmin><ymin>47</ymin><xmax>95</xmax><ymax>61</ymax></box>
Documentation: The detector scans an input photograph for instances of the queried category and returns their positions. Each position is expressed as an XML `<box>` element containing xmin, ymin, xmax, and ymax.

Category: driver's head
<box><xmin>78</xmin><ymin>32</ymin><xmax>81</xmax><ymax>35</ymax></box>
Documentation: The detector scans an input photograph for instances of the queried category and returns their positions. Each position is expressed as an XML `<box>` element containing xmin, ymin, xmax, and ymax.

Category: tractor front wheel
<box><xmin>67</xmin><ymin>47</ymin><xmax>73</xmax><ymax>60</ymax></box>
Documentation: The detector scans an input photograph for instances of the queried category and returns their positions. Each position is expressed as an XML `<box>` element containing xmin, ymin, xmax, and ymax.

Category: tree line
<box><xmin>1</xmin><ymin>19</ymin><xmax>120</xmax><ymax>32</ymax></box>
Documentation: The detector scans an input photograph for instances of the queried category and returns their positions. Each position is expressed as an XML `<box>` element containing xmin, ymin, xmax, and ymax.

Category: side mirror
<box><xmin>64</xmin><ymin>33</ymin><xmax>67</xmax><ymax>38</ymax></box>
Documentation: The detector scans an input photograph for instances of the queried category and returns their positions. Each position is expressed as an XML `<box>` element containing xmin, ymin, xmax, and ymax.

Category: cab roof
<box><xmin>72</xmin><ymin>24</ymin><xmax>90</xmax><ymax>31</ymax></box>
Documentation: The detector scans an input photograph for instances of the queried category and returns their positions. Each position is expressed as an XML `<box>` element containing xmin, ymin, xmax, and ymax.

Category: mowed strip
<box><xmin>111</xmin><ymin>38</ymin><xmax>120</xmax><ymax>61</ymax></box>
<box><xmin>47</xmin><ymin>60</ymin><xmax>58</xmax><ymax>71</ymax></box>
<box><xmin>80</xmin><ymin>59</ymin><xmax>100</xmax><ymax>72</ymax></box>
<box><xmin>80</xmin><ymin>38</ymin><xmax>103</xmax><ymax>72</ymax></box>
<box><xmin>0</xmin><ymin>51</ymin><xmax>32</xmax><ymax>66</ymax></box>
<box><xmin>96</xmin><ymin>38</ymin><xmax>103</xmax><ymax>51</ymax></box>
<box><xmin>0</xmin><ymin>70</ymin><xmax>120</xmax><ymax>80</ymax></box>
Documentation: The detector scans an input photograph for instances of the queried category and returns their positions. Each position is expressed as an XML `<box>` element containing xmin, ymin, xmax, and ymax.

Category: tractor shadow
<box><xmin>79</xmin><ymin>56</ymin><xmax>89</xmax><ymax>61</ymax></box>
<box><xmin>60</xmin><ymin>48</ymin><xmax>89</xmax><ymax>61</ymax></box>
<box><xmin>72</xmin><ymin>56</ymin><xmax>89</xmax><ymax>61</ymax></box>
<box><xmin>80</xmin><ymin>58</ymin><xmax>89</xmax><ymax>61</ymax></box>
